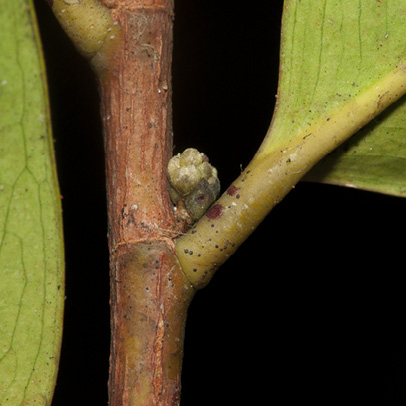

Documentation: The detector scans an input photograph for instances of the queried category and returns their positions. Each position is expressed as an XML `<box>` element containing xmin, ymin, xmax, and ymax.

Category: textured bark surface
<box><xmin>109</xmin><ymin>242</ymin><xmax>193</xmax><ymax>405</ymax></box>
<box><xmin>99</xmin><ymin>0</ymin><xmax>177</xmax><ymax>249</ymax></box>
<box><xmin>97</xmin><ymin>1</ymin><xmax>194</xmax><ymax>404</ymax></box>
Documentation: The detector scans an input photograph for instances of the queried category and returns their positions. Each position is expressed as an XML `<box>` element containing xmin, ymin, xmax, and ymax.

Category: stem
<box><xmin>48</xmin><ymin>0</ymin><xmax>194</xmax><ymax>404</ymax></box>
<box><xmin>93</xmin><ymin>2</ymin><xmax>196</xmax><ymax>404</ymax></box>
<box><xmin>98</xmin><ymin>1</ymin><xmax>176</xmax><ymax>250</ymax></box>
<box><xmin>109</xmin><ymin>242</ymin><xmax>193</xmax><ymax>405</ymax></box>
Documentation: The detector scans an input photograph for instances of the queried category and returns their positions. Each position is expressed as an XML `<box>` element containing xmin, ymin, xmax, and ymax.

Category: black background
<box><xmin>33</xmin><ymin>1</ymin><xmax>406</xmax><ymax>404</ymax></box>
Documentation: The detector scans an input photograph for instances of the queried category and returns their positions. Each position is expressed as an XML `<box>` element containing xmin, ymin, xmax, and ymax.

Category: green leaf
<box><xmin>259</xmin><ymin>0</ymin><xmax>406</xmax><ymax>196</ymax></box>
<box><xmin>304</xmin><ymin>96</ymin><xmax>406</xmax><ymax>197</ymax></box>
<box><xmin>0</xmin><ymin>0</ymin><xmax>64</xmax><ymax>404</ymax></box>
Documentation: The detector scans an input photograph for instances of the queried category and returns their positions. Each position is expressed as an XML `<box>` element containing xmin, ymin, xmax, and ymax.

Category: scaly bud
<box><xmin>168</xmin><ymin>148</ymin><xmax>220</xmax><ymax>222</ymax></box>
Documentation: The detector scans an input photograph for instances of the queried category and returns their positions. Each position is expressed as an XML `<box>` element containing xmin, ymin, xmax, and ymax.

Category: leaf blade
<box><xmin>0</xmin><ymin>0</ymin><xmax>64</xmax><ymax>404</ymax></box>
<box><xmin>304</xmin><ymin>92</ymin><xmax>406</xmax><ymax>197</ymax></box>
<box><xmin>259</xmin><ymin>1</ymin><xmax>406</xmax><ymax>165</ymax></box>
<box><xmin>261</xmin><ymin>0</ymin><xmax>406</xmax><ymax>197</ymax></box>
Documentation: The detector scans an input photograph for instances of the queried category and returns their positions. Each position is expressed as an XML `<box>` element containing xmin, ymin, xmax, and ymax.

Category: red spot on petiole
<box><xmin>206</xmin><ymin>204</ymin><xmax>224</xmax><ymax>220</ymax></box>
<box><xmin>227</xmin><ymin>185</ymin><xmax>240</xmax><ymax>196</ymax></box>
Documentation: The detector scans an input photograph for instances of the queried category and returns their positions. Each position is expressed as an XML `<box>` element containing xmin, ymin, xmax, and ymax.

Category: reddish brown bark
<box><xmin>108</xmin><ymin>242</ymin><xmax>193</xmax><ymax>405</ymax></box>
<box><xmin>99</xmin><ymin>0</ymin><xmax>176</xmax><ymax>249</ymax></box>
<box><xmin>96</xmin><ymin>1</ymin><xmax>194</xmax><ymax>404</ymax></box>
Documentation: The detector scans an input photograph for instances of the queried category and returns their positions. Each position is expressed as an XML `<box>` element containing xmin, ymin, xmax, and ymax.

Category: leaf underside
<box><xmin>0</xmin><ymin>0</ymin><xmax>64</xmax><ymax>404</ymax></box>
<box><xmin>271</xmin><ymin>0</ymin><xmax>406</xmax><ymax>197</ymax></box>
<box><xmin>305</xmin><ymin>96</ymin><xmax>406</xmax><ymax>197</ymax></box>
